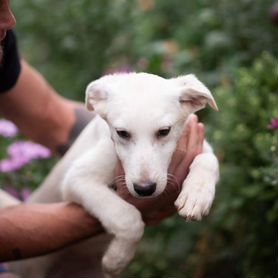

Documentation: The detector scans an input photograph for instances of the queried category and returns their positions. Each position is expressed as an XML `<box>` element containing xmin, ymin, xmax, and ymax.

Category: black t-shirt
<box><xmin>0</xmin><ymin>30</ymin><xmax>21</xmax><ymax>93</ymax></box>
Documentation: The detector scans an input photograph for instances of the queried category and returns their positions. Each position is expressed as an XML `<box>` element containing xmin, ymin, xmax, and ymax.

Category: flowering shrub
<box><xmin>0</xmin><ymin>141</ymin><xmax>51</xmax><ymax>173</ymax></box>
<box><xmin>268</xmin><ymin>117</ymin><xmax>278</xmax><ymax>130</ymax></box>
<box><xmin>123</xmin><ymin>52</ymin><xmax>278</xmax><ymax>278</ymax></box>
<box><xmin>0</xmin><ymin>120</ymin><xmax>56</xmax><ymax>197</ymax></box>
<box><xmin>203</xmin><ymin>52</ymin><xmax>277</xmax><ymax>278</ymax></box>
<box><xmin>0</xmin><ymin>119</ymin><xmax>18</xmax><ymax>138</ymax></box>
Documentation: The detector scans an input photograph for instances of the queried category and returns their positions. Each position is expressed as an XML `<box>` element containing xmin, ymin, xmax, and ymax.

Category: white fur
<box><xmin>60</xmin><ymin>72</ymin><xmax>219</xmax><ymax>275</ymax></box>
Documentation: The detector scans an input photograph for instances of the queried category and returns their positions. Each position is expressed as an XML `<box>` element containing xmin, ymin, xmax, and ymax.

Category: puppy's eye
<box><xmin>156</xmin><ymin>127</ymin><xmax>171</xmax><ymax>138</ymax></box>
<box><xmin>116</xmin><ymin>129</ymin><xmax>131</xmax><ymax>140</ymax></box>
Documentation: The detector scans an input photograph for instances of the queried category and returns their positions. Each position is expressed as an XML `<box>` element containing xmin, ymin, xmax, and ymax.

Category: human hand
<box><xmin>115</xmin><ymin>114</ymin><xmax>205</xmax><ymax>225</ymax></box>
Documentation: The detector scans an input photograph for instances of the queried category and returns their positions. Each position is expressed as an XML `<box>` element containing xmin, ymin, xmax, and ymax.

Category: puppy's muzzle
<box><xmin>133</xmin><ymin>182</ymin><xmax>156</xmax><ymax>197</ymax></box>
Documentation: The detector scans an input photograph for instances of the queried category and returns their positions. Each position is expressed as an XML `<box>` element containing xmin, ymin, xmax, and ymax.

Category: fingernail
<box><xmin>189</xmin><ymin>114</ymin><xmax>197</xmax><ymax>123</ymax></box>
<box><xmin>198</xmin><ymin>123</ymin><xmax>205</xmax><ymax>131</ymax></box>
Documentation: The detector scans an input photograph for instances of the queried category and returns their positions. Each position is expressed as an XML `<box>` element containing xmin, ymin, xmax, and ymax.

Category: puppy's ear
<box><xmin>85</xmin><ymin>81</ymin><xmax>110</xmax><ymax>117</ymax></box>
<box><xmin>171</xmin><ymin>74</ymin><xmax>218</xmax><ymax>113</ymax></box>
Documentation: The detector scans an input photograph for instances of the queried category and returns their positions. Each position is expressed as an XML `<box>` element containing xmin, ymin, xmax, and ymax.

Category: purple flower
<box><xmin>268</xmin><ymin>117</ymin><xmax>278</xmax><ymax>130</ymax></box>
<box><xmin>270</xmin><ymin>1</ymin><xmax>278</xmax><ymax>26</ymax></box>
<box><xmin>2</xmin><ymin>185</ymin><xmax>32</xmax><ymax>201</ymax></box>
<box><xmin>21</xmin><ymin>187</ymin><xmax>32</xmax><ymax>201</ymax></box>
<box><xmin>0</xmin><ymin>157</ymin><xmax>27</xmax><ymax>172</ymax></box>
<box><xmin>7</xmin><ymin>141</ymin><xmax>51</xmax><ymax>159</ymax></box>
<box><xmin>0</xmin><ymin>141</ymin><xmax>52</xmax><ymax>172</ymax></box>
<box><xmin>0</xmin><ymin>119</ymin><xmax>18</xmax><ymax>137</ymax></box>
<box><xmin>2</xmin><ymin>185</ymin><xmax>21</xmax><ymax>200</ymax></box>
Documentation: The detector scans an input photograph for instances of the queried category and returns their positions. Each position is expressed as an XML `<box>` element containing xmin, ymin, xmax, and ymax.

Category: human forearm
<box><xmin>0</xmin><ymin>60</ymin><xmax>93</xmax><ymax>154</ymax></box>
<box><xmin>0</xmin><ymin>60</ymin><xmax>75</xmax><ymax>151</ymax></box>
<box><xmin>0</xmin><ymin>202</ymin><xmax>103</xmax><ymax>262</ymax></box>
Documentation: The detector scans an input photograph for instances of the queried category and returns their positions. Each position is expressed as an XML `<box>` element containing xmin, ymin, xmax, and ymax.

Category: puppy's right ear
<box><xmin>85</xmin><ymin>81</ymin><xmax>109</xmax><ymax>117</ymax></box>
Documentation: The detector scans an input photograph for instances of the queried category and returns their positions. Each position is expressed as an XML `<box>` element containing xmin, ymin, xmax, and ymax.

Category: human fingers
<box><xmin>143</xmin><ymin>205</ymin><xmax>177</xmax><ymax>225</ymax></box>
<box><xmin>168</xmin><ymin>114</ymin><xmax>198</xmax><ymax>174</ymax></box>
<box><xmin>187</xmin><ymin>117</ymin><xmax>205</xmax><ymax>155</ymax></box>
<box><xmin>114</xmin><ymin>159</ymin><xmax>129</xmax><ymax>197</ymax></box>
<box><xmin>174</xmin><ymin>120</ymin><xmax>205</xmax><ymax>186</ymax></box>
<box><xmin>196</xmin><ymin>122</ymin><xmax>205</xmax><ymax>154</ymax></box>
<box><xmin>143</xmin><ymin>121</ymin><xmax>203</xmax><ymax>224</ymax></box>
<box><xmin>176</xmin><ymin>114</ymin><xmax>197</xmax><ymax>152</ymax></box>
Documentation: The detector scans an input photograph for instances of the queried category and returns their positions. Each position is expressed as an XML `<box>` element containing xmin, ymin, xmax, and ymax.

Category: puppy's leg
<box><xmin>175</xmin><ymin>141</ymin><xmax>219</xmax><ymax>220</ymax></box>
<box><xmin>62</xmin><ymin>143</ymin><xmax>144</xmax><ymax>276</ymax></box>
<box><xmin>64</xmin><ymin>181</ymin><xmax>144</xmax><ymax>275</ymax></box>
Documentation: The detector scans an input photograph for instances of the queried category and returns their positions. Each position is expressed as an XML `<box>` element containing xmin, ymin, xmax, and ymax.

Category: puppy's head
<box><xmin>86</xmin><ymin>73</ymin><xmax>217</xmax><ymax>198</ymax></box>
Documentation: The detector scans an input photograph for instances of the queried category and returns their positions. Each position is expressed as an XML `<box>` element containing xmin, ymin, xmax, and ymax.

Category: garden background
<box><xmin>0</xmin><ymin>0</ymin><xmax>277</xmax><ymax>277</ymax></box>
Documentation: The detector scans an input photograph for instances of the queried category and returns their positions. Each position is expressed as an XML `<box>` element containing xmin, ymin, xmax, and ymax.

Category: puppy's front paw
<box><xmin>101</xmin><ymin>214</ymin><xmax>144</xmax><ymax>276</ymax></box>
<box><xmin>175</xmin><ymin>177</ymin><xmax>215</xmax><ymax>221</ymax></box>
<box><xmin>102</xmin><ymin>248</ymin><xmax>134</xmax><ymax>276</ymax></box>
<box><xmin>102</xmin><ymin>253</ymin><xmax>124</xmax><ymax>276</ymax></box>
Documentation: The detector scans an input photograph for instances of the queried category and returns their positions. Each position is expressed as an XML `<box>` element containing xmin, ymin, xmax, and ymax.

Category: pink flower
<box><xmin>2</xmin><ymin>185</ymin><xmax>21</xmax><ymax>200</ymax></box>
<box><xmin>0</xmin><ymin>119</ymin><xmax>18</xmax><ymax>137</ymax></box>
<box><xmin>21</xmin><ymin>187</ymin><xmax>32</xmax><ymax>201</ymax></box>
<box><xmin>0</xmin><ymin>141</ymin><xmax>52</xmax><ymax>172</ymax></box>
<box><xmin>2</xmin><ymin>185</ymin><xmax>32</xmax><ymax>201</ymax></box>
<box><xmin>7</xmin><ymin>141</ymin><xmax>51</xmax><ymax>159</ymax></box>
<box><xmin>268</xmin><ymin>117</ymin><xmax>278</xmax><ymax>130</ymax></box>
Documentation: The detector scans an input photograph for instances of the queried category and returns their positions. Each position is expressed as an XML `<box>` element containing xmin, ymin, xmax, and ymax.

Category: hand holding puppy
<box><xmin>115</xmin><ymin>114</ymin><xmax>205</xmax><ymax>225</ymax></box>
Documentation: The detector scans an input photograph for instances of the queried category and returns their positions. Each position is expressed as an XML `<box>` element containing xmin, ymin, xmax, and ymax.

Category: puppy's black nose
<box><xmin>133</xmin><ymin>182</ymin><xmax>156</xmax><ymax>196</ymax></box>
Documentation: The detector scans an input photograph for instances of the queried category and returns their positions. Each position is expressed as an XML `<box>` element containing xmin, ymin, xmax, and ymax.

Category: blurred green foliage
<box><xmin>126</xmin><ymin>52</ymin><xmax>278</xmax><ymax>278</ymax></box>
<box><xmin>12</xmin><ymin>0</ymin><xmax>135</xmax><ymax>99</ymax></box>
<box><xmin>3</xmin><ymin>0</ymin><xmax>277</xmax><ymax>277</ymax></box>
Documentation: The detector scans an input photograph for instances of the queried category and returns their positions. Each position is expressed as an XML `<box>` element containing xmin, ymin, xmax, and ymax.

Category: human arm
<box><xmin>0</xmin><ymin>202</ymin><xmax>103</xmax><ymax>262</ymax></box>
<box><xmin>0</xmin><ymin>59</ymin><xmax>93</xmax><ymax>155</ymax></box>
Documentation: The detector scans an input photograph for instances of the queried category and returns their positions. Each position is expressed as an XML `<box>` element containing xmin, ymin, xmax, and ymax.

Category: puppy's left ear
<box><xmin>85</xmin><ymin>80</ymin><xmax>110</xmax><ymax>117</ymax></box>
<box><xmin>171</xmin><ymin>74</ymin><xmax>218</xmax><ymax>113</ymax></box>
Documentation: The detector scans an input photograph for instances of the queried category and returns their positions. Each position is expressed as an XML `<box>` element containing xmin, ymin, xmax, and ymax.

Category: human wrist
<box><xmin>0</xmin><ymin>203</ymin><xmax>103</xmax><ymax>261</ymax></box>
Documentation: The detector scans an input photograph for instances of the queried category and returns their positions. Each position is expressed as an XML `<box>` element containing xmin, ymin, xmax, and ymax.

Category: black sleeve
<box><xmin>0</xmin><ymin>30</ymin><xmax>21</xmax><ymax>93</ymax></box>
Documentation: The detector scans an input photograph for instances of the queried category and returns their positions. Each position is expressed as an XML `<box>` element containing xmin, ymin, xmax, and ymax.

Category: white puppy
<box><xmin>61</xmin><ymin>72</ymin><xmax>219</xmax><ymax>275</ymax></box>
